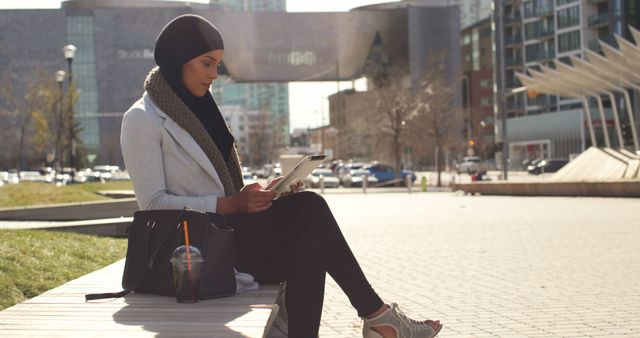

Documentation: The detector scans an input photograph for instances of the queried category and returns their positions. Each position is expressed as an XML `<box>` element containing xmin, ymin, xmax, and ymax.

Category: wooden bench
<box><xmin>0</xmin><ymin>259</ymin><xmax>286</xmax><ymax>337</ymax></box>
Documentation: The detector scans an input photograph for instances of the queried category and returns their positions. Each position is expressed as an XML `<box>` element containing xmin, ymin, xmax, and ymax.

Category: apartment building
<box><xmin>494</xmin><ymin>0</ymin><xmax>640</xmax><ymax>167</ymax></box>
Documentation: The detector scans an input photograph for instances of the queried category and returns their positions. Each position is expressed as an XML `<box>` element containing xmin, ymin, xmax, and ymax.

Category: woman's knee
<box><xmin>288</xmin><ymin>191</ymin><xmax>328</xmax><ymax>209</ymax></box>
<box><xmin>286</xmin><ymin>235</ymin><xmax>328</xmax><ymax>271</ymax></box>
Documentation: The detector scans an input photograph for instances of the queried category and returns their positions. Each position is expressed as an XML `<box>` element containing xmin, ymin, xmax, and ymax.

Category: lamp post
<box><xmin>63</xmin><ymin>44</ymin><xmax>77</xmax><ymax>178</ymax></box>
<box><xmin>55</xmin><ymin>70</ymin><xmax>66</xmax><ymax>171</ymax></box>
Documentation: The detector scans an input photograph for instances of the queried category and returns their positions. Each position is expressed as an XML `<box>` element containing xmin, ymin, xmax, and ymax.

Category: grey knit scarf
<box><xmin>144</xmin><ymin>67</ymin><xmax>244</xmax><ymax>196</ymax></box>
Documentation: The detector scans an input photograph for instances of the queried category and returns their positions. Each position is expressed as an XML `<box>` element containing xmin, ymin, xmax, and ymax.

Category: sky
<box><xmin>0</xmin><ymin>0</ymin><xmax>400</xmax><ymax>131</ymax></box>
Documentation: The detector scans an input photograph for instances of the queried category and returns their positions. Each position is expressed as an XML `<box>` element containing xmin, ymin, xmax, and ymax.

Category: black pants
<box><xmin>227</xmin><ymin>191</ymin><xmax>383</xmax><ymax>338</ymax></box>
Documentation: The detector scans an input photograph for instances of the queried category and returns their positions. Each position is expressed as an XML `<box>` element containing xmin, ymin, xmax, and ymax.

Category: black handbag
<box><xmin>86</xmin><ymin>207</ymin><xmax>236</xmax><ymax>301</ymax></box>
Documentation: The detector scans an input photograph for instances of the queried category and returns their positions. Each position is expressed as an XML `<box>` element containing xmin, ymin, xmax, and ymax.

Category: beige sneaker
<box><xmin>362</xmin><ymin>303</ymin><xmax>442</xmax><ymax>338</ymax></box>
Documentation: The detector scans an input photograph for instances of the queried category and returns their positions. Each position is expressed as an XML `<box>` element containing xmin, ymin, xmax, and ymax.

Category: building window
<box><xmin>480</xmin><ymin>98</ymin><xmax>493</xmax><ymax>106</ymax></box>
<box><xmin>558</xmin><ymin>30</ymin><xmax>581</xmax><ymax>53</ymax></box>
<box><xmin>557</xmin><ymin>6</ymin><xmax>580</xmax><ymax>29</ymax></box>
<box><xmin>525</xmin><ymin>42</ymin><xmax>544</xmax><ymax>62</ymax></box>
<box><xmin>556</xmin><ymin>0</ymin><xmax>578</xmax><ymax>6</ymax></box>
<box><xmin>480</xmin><ymin>79</ymin><xmax>492</xmax><ymax>88</ymax></box>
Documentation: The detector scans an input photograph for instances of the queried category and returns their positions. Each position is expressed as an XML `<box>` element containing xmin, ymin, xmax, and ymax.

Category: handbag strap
<box><xmin>85</xmin><ymin>208</ymin><xmax>190</xmax><ymax>301</ymax></box>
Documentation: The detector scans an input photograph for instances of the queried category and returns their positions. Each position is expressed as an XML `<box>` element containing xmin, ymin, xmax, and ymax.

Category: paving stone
<box><xmin>270</xmin><ymin>192</ymin><xmax>640</xmax><ymax>337</ymax></box>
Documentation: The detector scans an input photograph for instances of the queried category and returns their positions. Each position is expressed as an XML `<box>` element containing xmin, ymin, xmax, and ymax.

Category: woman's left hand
<box><xmin>265</xmin><ymin>176</ymin><xmax>305</xmax><ymax>196</ymax></box>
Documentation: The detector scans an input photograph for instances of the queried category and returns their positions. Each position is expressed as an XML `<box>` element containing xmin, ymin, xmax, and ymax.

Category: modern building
<box><xmin>209</xmin><ymin>0</ymin><xmax>290</xmax><ymax>149</ymax></box>
<box><xmin>493</xmin><ymin>0</ymin><xmax>640</xmax><ymax>168</ymax></box>
<box><xmin>461</xmin><ymin>16</ymin><xmax>495</xmax><ymax>160</ymax></box>
<box><xmin>359</xmin><ymin>0</ymin><xmax>492</xmax><ymax>29</ymax></box>
<box><xmin>220</xmin><ymin>105</ymin><xmax>275</xmax><ymax>166</ymax></box>
<box><xmin>328</xmin><ymin>90</ymin><xmax>378</xmax><ymax>162</ymax></box>
<box><xmin>326</xmin><ymin>1</ymin><xmax>461</xmax><ymax>167</ymax></box>
<box><xmin>0</xmin><ymin>0</ymin><xmax>460</xmax><ymax>169</ymax></box>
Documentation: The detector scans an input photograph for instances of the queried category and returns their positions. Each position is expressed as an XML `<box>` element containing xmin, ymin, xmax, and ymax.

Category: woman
<box><xmin>121</xmin><ymin>14</ymin><xmax>442</xmax><ymax>338</ymax></box>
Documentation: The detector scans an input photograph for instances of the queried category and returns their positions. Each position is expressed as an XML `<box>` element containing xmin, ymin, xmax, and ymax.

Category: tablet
<box><xmin>271</xmin><ymin>154</ymin><xmax>327</xmax><ymax>196</ymax></box>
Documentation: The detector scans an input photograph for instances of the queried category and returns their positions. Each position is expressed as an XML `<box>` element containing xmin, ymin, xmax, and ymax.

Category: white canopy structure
<box><xmin>515</xmin><ymin>26</ymin><xmax>640</xmax><ymax>152</ymax></box>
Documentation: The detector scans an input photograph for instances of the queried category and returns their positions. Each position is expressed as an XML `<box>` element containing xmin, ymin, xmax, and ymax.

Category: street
<box><xmin>297</xmin><ymin>192</ymin><xmax>639</xmax><ymax>337</ymax></box>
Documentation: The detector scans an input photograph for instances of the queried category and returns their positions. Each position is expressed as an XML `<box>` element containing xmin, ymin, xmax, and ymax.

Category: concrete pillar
<box><xmin>594</xmin><ymin>94</ymin><xmax>612</xmax><ymax>148</ymax></box>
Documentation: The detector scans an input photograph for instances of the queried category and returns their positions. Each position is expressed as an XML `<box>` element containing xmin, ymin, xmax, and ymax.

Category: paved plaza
<box><xmin>280</xmin><ymin>190</ymin><xmax>640</xmax><ymax>337</ymax></box>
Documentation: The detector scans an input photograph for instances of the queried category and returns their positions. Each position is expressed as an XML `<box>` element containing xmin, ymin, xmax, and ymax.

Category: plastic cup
<box><xmin>170</xmin><ymin>245</ymin><xmax>204</xmax><ymax>303</ymax></box>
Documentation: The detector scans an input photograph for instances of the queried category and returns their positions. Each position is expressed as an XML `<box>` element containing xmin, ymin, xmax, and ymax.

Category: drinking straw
<box><xmin>183</xmin><ymin>220</ymin><xmax>191</xmax><ymax>271</ymax></box>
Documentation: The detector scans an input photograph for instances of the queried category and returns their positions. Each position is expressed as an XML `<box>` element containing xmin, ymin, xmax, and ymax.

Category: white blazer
<box><xmin>120</xmin><ymin>93</ymin><xmax>226</xmax><ymax>212</ymax></box>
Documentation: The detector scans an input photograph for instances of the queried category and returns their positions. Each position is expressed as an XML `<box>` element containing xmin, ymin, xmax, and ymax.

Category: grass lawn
<box><xmin>0</xmin><ymin>181</ymin><xmax>133</xmax><ymax>208</ymax></box>
<box><xmin>0</xmin><ymin>229</ymin><xmax>127</xmax><ymax>310</ymax></box>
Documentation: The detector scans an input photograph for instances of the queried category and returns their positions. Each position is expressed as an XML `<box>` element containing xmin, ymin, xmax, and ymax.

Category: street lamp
<box><xmin>55</xmin><ymin>70</ymin><xmax>66</xmax><ymax>171</ymax></box>
<box><xmin>63</xmin><ymin>44</ymin><xmax>77</xmax><ymax>177</ymax></box>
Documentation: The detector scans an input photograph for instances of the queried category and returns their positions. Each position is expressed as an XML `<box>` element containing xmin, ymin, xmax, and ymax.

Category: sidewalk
<box><xmin>314</xmin><ymin>192</ymin><xmax>640</xmax><ymax>337</ymax></box>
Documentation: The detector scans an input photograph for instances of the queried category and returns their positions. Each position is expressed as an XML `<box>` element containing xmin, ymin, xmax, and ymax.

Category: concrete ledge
<box><xmin>0</xmin><ymin>198</ymin><xmax>139</xmax><ymax>221</ymax></box>
<box><xmin>451</xmin><ymin>180</ymin><xmax>640</xmax><ymax>198</ymax></box>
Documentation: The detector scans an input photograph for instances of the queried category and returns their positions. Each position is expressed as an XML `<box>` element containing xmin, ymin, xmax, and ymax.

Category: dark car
<box><xmin>528</xmin><ymin>159</ymin><xmax>569</xmax><ymax>175</ymax></box>
<box><xmin>365</xmin><ymin>164</ymin><xmax>417</xmax><ymax>186</ymax></box>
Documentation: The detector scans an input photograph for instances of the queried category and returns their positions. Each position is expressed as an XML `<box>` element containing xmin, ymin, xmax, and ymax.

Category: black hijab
<box><xmin>154</xmin><ymin>14</ymin><xmax>234</xmax><ymax>161</ymax></box>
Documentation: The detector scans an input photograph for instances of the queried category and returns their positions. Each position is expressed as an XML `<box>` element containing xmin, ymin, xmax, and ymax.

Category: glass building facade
<box><xmin>209</xmin><ymin>0</ymin><xmax>290</xmax><ymax>146</ymax></box>
<box><xmin>66</xmin><ymin>15</ymin><xmax>100</xmax><ymax>158</ymax></box>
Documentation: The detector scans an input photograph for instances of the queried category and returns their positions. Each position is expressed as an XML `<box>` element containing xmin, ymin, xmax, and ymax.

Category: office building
<box><xmin>461</xmin><ymin>17</ymin><xmax>495</xmax><ymax>160</ymax></box>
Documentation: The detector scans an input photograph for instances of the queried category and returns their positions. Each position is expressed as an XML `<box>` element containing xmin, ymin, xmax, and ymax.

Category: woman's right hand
<box><xmin>217</xmin><ymin>183</ymin><xmax>276</xmax><ymax>214</ymax></box>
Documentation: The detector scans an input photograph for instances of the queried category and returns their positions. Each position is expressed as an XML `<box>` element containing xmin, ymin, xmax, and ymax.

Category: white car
<box><xmin>457</xmin><ymin>156</ymin><xmax>481</xmax><ymax>174</ymax></box>
<box><xmin>342</xmin><ymin>169</ymin><xmax>379</xmax><ymax>187</ymax></box>
<box><xmin>305</xmin><ymin>168</ymin><xmax>340</xmax><ymax>188</ymax></box>
<box><xmin>19</xmin><ymin>171</ymin><xmax>53</xmax><ymax>183</ymax></box>
<box><xmin>2</xmin><ymin>171</ymin><xmax>20</xmax><ymax>184</ymax></box>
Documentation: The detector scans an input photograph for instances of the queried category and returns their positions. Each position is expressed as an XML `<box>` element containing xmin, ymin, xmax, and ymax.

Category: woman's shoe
<box><xmin>362</xmin><ymin>303</ymin><xmax>442</xmax><ymax>338</ymax></box>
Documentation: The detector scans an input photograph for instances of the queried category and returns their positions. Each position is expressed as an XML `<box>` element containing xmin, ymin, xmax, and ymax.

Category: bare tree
<box><xmin>0</xmin><ymin>69</ymin><xmax>58</xmax><ymax>172</ymax></box>
<box><xmin>371</xmin><ymin>64</ymin><xmax>416</xmax><ymax>181</ymax></box>
<box><xmin>410</xmin><ymin>51</ymin><xmax>464</xmax><ymax>187</ymax></box>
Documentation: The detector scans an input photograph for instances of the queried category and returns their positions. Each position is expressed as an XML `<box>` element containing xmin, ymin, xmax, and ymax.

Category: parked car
<box><xmin>336</xmin><ymin>162</ymin><xmax>367</xmax><ymax>185</ymax></box>
<box><xmin>4</xmin><ymin>170</ymin><xmax>20</xmax><ymax>184</ymax></box>
<box><xmin>527</xmin><ymin>159</ymin><xmax>569</xmax><ymax>175</ymax></box>
<box><xmin>457</xmin><ymin>156</ymin><xmax>481</xmax><ymax>174</ymax></box>
<box><xmin>242</xmin><ymin>171</ymin><xmax>258</xmax><ymax>185</ymax></box>
<box><xmin>77</xmin><ymin>168</ymin><xmax>101</xmax><ymax>182</ymax></box>
<box><xmin>92</xmin><ymin>165</ymin><xmax>121</xmax><ymax>181</ymax></box>
<box><xmin>304</xmin><ymin>168</ymin><xmax>340</xmax><ymax>188</ymax></box>
<box><xmin>19</xmin><ymin>171</ymin><xmax>53</xmax><ymax>183</ymax></box>
<box><xmin>341</xmin><ymin>168</ymin><xmax>379</xmax><ymax>187</ymax></box>
<box><xmin>364</xmin><ymin>164</ymin><xmax>416</xmax><ymax>186</ymax></box>
<box><xmin>1</xmin><ymin>171</ymin><xmax>19</xmax><ymax>184</ymax></box>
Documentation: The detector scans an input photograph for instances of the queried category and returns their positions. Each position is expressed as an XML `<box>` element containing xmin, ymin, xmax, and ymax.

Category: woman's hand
<box><xmin>217</xmin><ymin>183</ymin><xmax>276</xmax><ymax>214</ymax></box>
<box><xmin>280</xmin><ymin>181</ymin><xmax>304</xmax><ymax>197</ymax></box>
<box><xmin>265</xmin><ymin>176</ymin><xmax>305</xmax><ymax>197</ymax></box>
